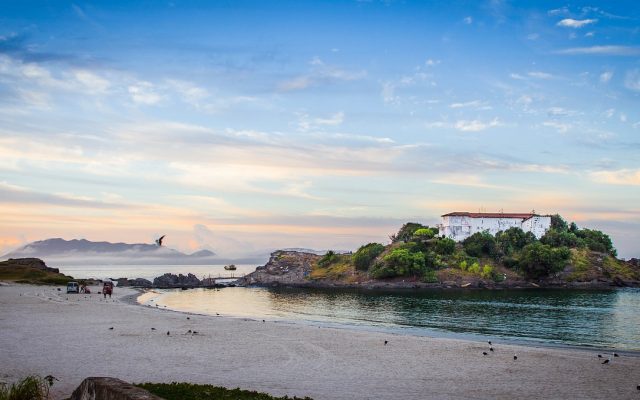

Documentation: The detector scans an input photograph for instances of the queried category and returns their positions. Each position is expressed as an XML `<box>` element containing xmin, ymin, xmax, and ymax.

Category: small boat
<box><xmin>224</xmin><ymin>264</ymin><xmax>237</xmax><ymax>271</ymax></box>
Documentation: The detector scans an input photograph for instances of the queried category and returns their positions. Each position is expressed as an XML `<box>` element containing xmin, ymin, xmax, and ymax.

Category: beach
<box><xmin>1</xmin><ymin>283</ymin><xmax>639</xmax><ymax>400</ymax></box>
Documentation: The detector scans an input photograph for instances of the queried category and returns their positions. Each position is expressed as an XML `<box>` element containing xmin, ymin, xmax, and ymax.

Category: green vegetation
<box><xmin>518</xmin><ymin>243</ymin><xmax>571</xmax><ymax>279</ymax></box>
<box><xmin>462</xmin><ymin>232</ymin><xmax>497</xmax><ymax>258</ymax></box>
<box><xmin>304</xmin><ymin>215</ymin><xmax>636</xmax><ymax>285</ymax></box>
<box><xmin>0</xmin><ymin>264</ymin><xmax>74</xmax><ymax>285</ymax></box>
<box><xmin>0</xmin><ymin>376</ymin><xmax>52</xmax><ymax>400</ymax></box>
<box><xmin>352</xmin><ymin>243</ymin><xmax>385</xmax><ymax>271</ymax></box>
<box><xmin>137</xmin><ymin>382</ymin><xmax>313</xmax><ymax>400</ymax></box>
<box><xmin>317</xmin><ymin>250</ymin><xmax>339</xmax><ymax>268</ymax></box>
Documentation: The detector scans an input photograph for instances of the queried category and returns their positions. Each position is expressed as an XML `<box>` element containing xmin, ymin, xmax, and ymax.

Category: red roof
<box><xmin>442</xmin><ymin>212</ymin><xmax>536</xmax><ymax>219</ymax></box>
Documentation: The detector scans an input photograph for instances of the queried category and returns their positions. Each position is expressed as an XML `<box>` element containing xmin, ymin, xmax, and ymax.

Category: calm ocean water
<box><xmin>147</xmin><ymin>286</ymin><xmax>640</xmax><ymax>351</ymax></box>
<box><xmin>57</xmin><ymin>264</ymin><xmax>257</xmax><ymax>281</ymax></box>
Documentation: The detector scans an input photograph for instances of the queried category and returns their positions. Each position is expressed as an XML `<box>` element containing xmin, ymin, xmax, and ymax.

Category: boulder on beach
<box><xmin>153</xmin><ymin>273</ymin><xmax>201</xmax><ymax>288</ymax></box>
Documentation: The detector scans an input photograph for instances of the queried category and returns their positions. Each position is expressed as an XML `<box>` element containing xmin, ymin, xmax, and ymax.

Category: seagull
<box><xmin>384</xmin><ymin>340</ymin><xmax>388</xmax><ymax>345</ymax></box>
<box><xmin>613</xmin><ymin>353</ymin><xmax>619</xmax><ymax>357</ymax></box>
<box><xmin>490</xmin><ymin>347</ymin><xmax>494</xmax><ymax>352</ymax></box>
<box><xmin>483</xmin><ymin>352</ymin><xmax>488</xmax><ymax>356</ymax></box>
<box><xmin>187</xmin><ymin>317</ymin><xmax>190</xmax><ymax>320</ymax></box>
<box><xmin>151</xmin><ymin>327</ymin><xmax>156</xmax><ymax>330</ymax></box>
<box><xmin>488</xmin><ymin>340</ymin><xmax>492</xmax><ymax>345</ymax></box>
<box><xmin>192</xmin><ymin>330</ymin><xmax>198</xmax><ymax>334</ymax></box>
<box><xmin>155</xmin><ymin>235</ymin><xmax>166</xmax><ymax>246</ymax></box>
<box><xmin>513</xmin><ymin>355</ymin><xmax>517</xmax><ymax>360</ymax></box>
<box><xmin>109</xmin><ymin>327</ymin><xmax>114</xmax><ymax>330</ymax></box>
<box><xmin>598</xmin><ymin>354</ymin><xmax>602</xmax><ymax>358</ymax></box>
<box><xmin>167</xmin><ymin>331</ymin><xmax>170</xmax><ymax>336</ymax></box>
<box><xmin>602</xmin><ymin>359</ymin><xmax>610</xmax><ymax>364</ymax></box>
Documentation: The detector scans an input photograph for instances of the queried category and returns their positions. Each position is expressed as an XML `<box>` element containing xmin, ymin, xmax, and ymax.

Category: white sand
<box><xmin>1</xmin><ymin>283</ymin><xmax>639</xmax><ymax>400</ymax></box>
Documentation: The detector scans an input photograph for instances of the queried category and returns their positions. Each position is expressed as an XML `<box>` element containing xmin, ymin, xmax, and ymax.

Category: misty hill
<box><xmin>1</xmin><ymin>238</ymin><xmax>223</xmax><ymax>265</ymax></box>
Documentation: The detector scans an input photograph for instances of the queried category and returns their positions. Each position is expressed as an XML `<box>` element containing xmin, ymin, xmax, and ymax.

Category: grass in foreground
<box><xmin>0</xmin><ymin>376</ymin><xmax>51</xmax><ymax>400</ymax></box>
<box><xmin>137</xmin><ymin>382</ymin><xmax>313</xmax><ymax>400</ymax></box>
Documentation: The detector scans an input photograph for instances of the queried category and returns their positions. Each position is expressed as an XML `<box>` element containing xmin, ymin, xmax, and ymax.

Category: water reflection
<box><xmin>152</xmin><ymin>286</ymin><xmax>640</xmax><ymax>350</ymax></box>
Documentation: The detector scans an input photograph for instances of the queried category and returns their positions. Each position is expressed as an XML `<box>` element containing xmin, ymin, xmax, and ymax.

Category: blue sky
<box><xmin>1</xmin><ymin>0</ymin><xmax>639</xmax><ymax>259</ymax></box>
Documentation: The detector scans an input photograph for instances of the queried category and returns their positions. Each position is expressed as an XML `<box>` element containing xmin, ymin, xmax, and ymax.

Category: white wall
<box><xmin>438</xmin><ymin>215</ymin><xmax>551</xmax><ymax>242</ymax></box>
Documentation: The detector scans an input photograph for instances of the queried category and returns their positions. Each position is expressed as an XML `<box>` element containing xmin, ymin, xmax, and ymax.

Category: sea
<box><xmin>57</xmin><ymin>264</ymin><xmax>640</xmax><ymax>352</ymax></box>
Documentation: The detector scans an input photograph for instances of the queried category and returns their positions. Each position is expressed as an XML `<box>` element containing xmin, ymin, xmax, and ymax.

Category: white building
<box><xmin>438</xmin><ymin>212</ymin><xmax>551</xmax><ymax>242</ymax></box>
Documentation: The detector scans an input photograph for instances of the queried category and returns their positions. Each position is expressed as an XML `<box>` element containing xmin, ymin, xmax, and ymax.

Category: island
<box><xmin>241</xmin><ymin>214</ymin><xmax>640</xmax><ymax>289</ymax></box>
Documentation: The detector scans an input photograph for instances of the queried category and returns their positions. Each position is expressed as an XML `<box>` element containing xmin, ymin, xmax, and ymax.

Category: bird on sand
<box><xmin>613</xmin><ymin>353</ymin><xmax>619</xmax><ymax>357</ymax></box>
<box><xmin>187</xmin><ymin>330</ymin><xmax>192</xmax><ymax>334</ymax></box>
<box><xmin>109</xmin><ymin>327</ymin><xmax>114</xmax><ymax>330</ymax></box>
<box><xmin>490</xmin><ymin>347</ymin><xmax>494</xmax><ymax>352</ymax></box>
<box><xmin>187</xmin><ymin>317</ymin><xmax>190</xmax><ymax>320</ymax></box>
<box><xmin>513</xmin><ymin>355</ymin><xmax>518</xmax><ymax>360</ymax></box>
<box><xmin>151</xmin><ymin>327</ymin><xmax>156</xmax><ymax>331</ymax></box>
<box><xmin>636</xmin><ymin>385</ymin><xmax>639</xmax><ymax>391</ymax></box>
<box><xmin>488</xmin><ymin>340</ymin><xmax>492</xmax><ymax>345</ymax></box>
<box><xmin>167</xmin><ymin>331</ymin><xmax>170</xmax><ymax>336</ymax></box>
<box><xmin>192</xmin><ymin>331</ymin><xmax>198</xmax><ymax>335</ymax></box>
<box><xmin>483</xmin><ymin>352</ymin><xmax>488</xmax><ymax>356</ymax></box>
<box><xmin>384</xmin><ymin>340</ymin><xmax>388</xmax><ymax>345</ymax></box>
<box><xmin>262</xmin><ymin>320</ymin><xmax>265</xmax><ymax>323</ymax></box>
<box><xmin>598</xmin><ymin>354</ymin><xmax>603</xmax><ymax>358</ymax></box>
<box><xmin>602</xmin><ymin>359</ymin><xmax>610</xmax><ymax>364</ymax></box>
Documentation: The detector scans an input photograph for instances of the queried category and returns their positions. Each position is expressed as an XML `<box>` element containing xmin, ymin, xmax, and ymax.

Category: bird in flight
<box><xmin>155</xmin><ymin>235</ymin><xmax>166</xmax><ymax>246</ymax></box>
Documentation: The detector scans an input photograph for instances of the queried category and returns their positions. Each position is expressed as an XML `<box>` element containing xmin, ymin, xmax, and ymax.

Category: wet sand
<box><xmin>1</xmin><ymin>283</ymin><xmax>639</xmax><ymax>399</ymax></box>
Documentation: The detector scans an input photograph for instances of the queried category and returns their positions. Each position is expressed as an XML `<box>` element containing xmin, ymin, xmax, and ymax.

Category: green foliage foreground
<box><xmin>0</xmin><ymin>376</ymin><xmax>51</xmax><ymax>400</ymax></box>
<box><xmin>137</xmin><ymin>382</ymin><xmax>313</xmax><ymax>400</ymax></box>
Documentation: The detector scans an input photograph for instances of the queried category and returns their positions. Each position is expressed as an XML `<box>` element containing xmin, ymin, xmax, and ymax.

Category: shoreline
<box><xmin>139</xmin><ymin>286</ymin><xmax>640</xmax><ymax>356</ymax></box>
<box><xmin>2</xmin><ymin>282</ymin><xmax>640</xmax><ymax>399</ymax></box>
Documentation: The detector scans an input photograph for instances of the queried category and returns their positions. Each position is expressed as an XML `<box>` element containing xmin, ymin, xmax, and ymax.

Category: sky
<box><xmin>0</xmin><ymin>0</ymin><xmax>639</xmax><ymax>260</ymax></box>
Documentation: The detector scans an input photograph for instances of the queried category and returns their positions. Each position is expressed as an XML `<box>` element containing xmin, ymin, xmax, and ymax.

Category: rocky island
<box><xmin>241</xmin><ymin>215</ymin><xmax>640</xmax><ymax>290</ymax></box>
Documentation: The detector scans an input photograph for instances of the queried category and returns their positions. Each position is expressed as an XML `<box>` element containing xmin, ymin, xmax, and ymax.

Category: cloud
<box><xmin>278</xmin><ymin>57</ymin><xmax>366</xmax><ymax>92</ymax></box>
<box><xmin>542</xmin><ymin>121</ymin><xmax>571</xmax><ymax>133</ymax></box>
<box><xmin>528</xmin><ymin>71</ymin><xmax>553</xmax><ymax>79</ymax></box>
<box><xmin>557</xmin><ymin>18</ymin><xmax>597</xmax><ymax>28</ymax></box>
<box><xmin>600</xmin><ymin>71</ymin><xmax>613</xmax><ymax>83</ymax></box>
<box><xmin>556</xmin><ymin>46</ymin><xmax>640</xmax><ymax>56</ymax></box>
<box><xmin>547</xmin><ymin>107</ymin><xmax>577</xmax><ymax>117</ymax></box>
<box><xmin>463</xmin><ymin>16</ymin><xmax>473</xmax><ymax>24</ymax></box>
<box><xmin>128</xmin><ymin>82</ymin><xmax>163</xmax><ymax>105</ymax></box>
<box><xmin>590</xmin><ymin>169</ymin><xmax>640</xmax><ymax>186</ymax></box>
<box><xmin>454</xmin><ymin>118</ymin><xmax>500</xmax><ymax>132</ymax></box>
<box><xmin>315</xmin><ymin>111</ymin><xmax>345</xmax><ymax>126</ymax></box>
<box><xmin>624</xmin><ymin>69</ymin><xmax>640</xmax><ymax>91</ymax></box>
<box><xmin>0</xmin><ymin>181</ymin><xmax>129</xmax><ymax>209</ymax></box>
<box><xmin>425</xmin><ymin>59</ymin><xmax>440</xmax><ymax>67</ymax></box>
<box><xmin>449</xmin><ymin>100</ymin><xmax>490</xmax><ymax>109</ymax></box>
<box><xmin>527</xmin><ymin>33</ymin><xmax>540</xmax><ymax>40</ymax></box>
<box><xmin>548</xmin><ymin>7</ymin><xmax>569</xmax><ymax>16</ymax></box>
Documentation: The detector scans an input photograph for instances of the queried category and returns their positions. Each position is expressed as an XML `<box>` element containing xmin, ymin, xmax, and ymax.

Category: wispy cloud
<box><xmin>278</xmin><ymin>57</ymin><xmax>366</xmax><ymax>92</ymax></box>
<box><xmin>556</xmin><ymin>46</ymin><xmax>640</xmax><ymax>56</ymax></box>
<box><xmin>624</xmin><ymin>69</ymin><xmax>640</xmax><ymax>92</ymax></box>
<box><xmin>128</xmin><ymin>81</ymin><xmax>163</xmax><ymax>105</ymax></box>
<box><xmin>600</xmin><ymin>71</ymin><xmax>613</xmax><ymax>83</ymax></box>
<box><xmin>528</xmin><ymin>71</ymin><xmax>554</xmax><ymax>79</ymax></box>
<box><xmin>590</xmin><ymin>169</ymin><xmax>640</xmax><ymax>186</ymax></box>
<box><xmin>454</xmin><ymin>118</ymin><xmax>501</xmax><ymax>132</ymax></box>
<box><xmin>449</xmin><ymin>100</ymin><xmax>491</xmax><ymax>109</ymax></box>
<box><xmin>542</xmin><ymin>121</ymin><xmax>571</xmax><ymax>133</ymax></box>
<box><xmin>557</xmin><ymin>18</ymin><xmax>597</xmax><ymax>28</ymax></box>
<box><xmin>463</xmin><ymin>16</ymin><xmax>473</xmax><ymax>24</ymax></box>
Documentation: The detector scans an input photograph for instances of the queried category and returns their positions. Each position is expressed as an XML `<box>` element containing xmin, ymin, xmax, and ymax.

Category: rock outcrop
<box><xmin>70</xmin><ymin>377</ymin><xmax>162</xmax><ymax>400</ymax></box>
<box><xmin>0</xmin><ymin>258</ymin><xmax>59</xmax><ymax>273</ymax></box>
<box><xmin>152</xmin><ymin>273</ymin><xmax>201</xmax><ymax>288</ymax></box>
<box><xmin>241</xmin><ymin>250</ymin><xmax>319</xmax><ymax>286</ymax></box>
<box><xmin>115</xmin><ymin>277</ymin><xmax>153</xmax><ymax>288</ymax></box>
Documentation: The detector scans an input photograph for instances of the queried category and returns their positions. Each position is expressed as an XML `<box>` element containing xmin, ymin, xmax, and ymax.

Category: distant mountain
<box><xmin>0</xmin><ymin>238</ymin><xmax>228</xmax><ymax>265</ymax></box>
